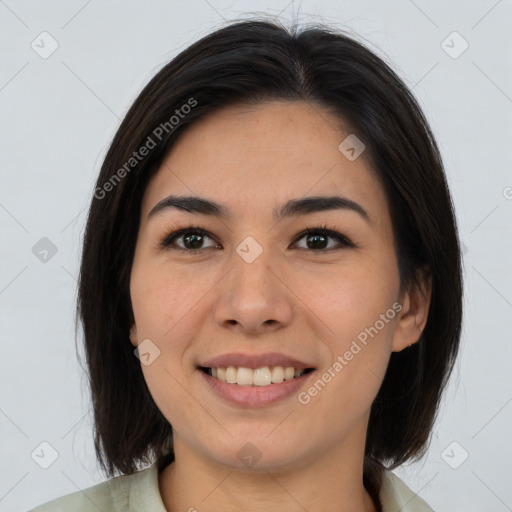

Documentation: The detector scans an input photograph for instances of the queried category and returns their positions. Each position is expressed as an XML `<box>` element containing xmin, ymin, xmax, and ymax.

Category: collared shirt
<box><xmin>30</xmin><ymin>462</ymin><xmax>434</xmax><ymax>511</ymax></box>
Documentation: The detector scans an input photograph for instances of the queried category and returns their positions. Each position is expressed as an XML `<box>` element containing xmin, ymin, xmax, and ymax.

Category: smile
<box><xmin>198</xmin><ymin>366</ymin><xmax>316</xmax><ymax>408</ymax></box>
<box><xmin>200</xmin><ymin>365</ymin><xmax>314</xmax><ymax>386</ymax></box>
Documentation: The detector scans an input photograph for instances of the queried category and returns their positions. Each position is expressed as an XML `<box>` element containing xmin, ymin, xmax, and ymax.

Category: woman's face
<box><xmin>129</xmin><ymin>100</ymin><xmax>422</xmax><ymax>471</ymax></box>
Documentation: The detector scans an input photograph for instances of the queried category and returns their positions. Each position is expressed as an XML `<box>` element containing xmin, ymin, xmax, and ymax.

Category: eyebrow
<box><xmin>147</xmin><ymin>194</ymin><xmax>370</xmax><ymax>224</ymax></box>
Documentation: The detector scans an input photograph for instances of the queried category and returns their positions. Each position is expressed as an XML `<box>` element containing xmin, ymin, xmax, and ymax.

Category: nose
<box><xmin>213</xmin><ymin>246</ymin><xmax>294</xmax><ymax>334</ymax></box>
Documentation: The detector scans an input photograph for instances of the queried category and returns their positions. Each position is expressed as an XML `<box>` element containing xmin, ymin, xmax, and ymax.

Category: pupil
<box><xmin>185</xmin><ymin>233</ymin><xmax>202</xmax><ymax>249</ymax></box>
<box><xmin>307</xmin><ymin>234</ymin><xmax>327</xmax><ymax>250</ymax></box>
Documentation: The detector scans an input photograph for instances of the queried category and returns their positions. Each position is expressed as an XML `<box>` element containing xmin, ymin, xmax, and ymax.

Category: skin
<box><xmin>129</xmin><ymin>100</ymin><xmax>432</xmax><ymax>512</ymax></box>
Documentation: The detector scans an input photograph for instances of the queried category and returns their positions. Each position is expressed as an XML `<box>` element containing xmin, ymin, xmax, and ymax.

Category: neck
<box><xmin>158</xmin><ymin>425</ymin><xmax>378</xmax><ymax>512</ymax></box>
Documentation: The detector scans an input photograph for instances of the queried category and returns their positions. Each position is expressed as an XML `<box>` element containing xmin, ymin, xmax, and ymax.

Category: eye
<box><xmin>292</xmin><ymin>225</ymin><xmax>354</xmax><ymax>253</ymax></box>
<box><xmin>158</xmin><ymin>223</ymin><xmax>354</xmax><ymax>254</ymax></box>
<box><xmin>159</xmin><ymin>225</ymin><xmax>219</xmax><ymax>253</ymax></box>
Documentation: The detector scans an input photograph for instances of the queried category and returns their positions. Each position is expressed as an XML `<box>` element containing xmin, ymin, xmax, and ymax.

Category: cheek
<box><xmin>301</xmin><ymin>257</ymin><xmax>399</xmax><ymax>341</ymax></box>
<box><xmin>131</xmin><ymin>261</ymin><xmax>206</xmax><ymax>340</ymax></box>
<box><xmin>297</xmin><ymin>258</ymin><xmax>398</xmax><ymax>403</ymax></box>
<box><xmin>297</xmin><ymin>275</ymin><xmax>396</xmax><ymax>438</ymax></box>
<box><xmin>141</xmin><ymin>360</ymin><xmax>202</xmax><ymax>440</ymax></box>
<box><xmin>132</xmin><ymin>265</ymin><xmax>203</xmax><ymax>426</ymax></box>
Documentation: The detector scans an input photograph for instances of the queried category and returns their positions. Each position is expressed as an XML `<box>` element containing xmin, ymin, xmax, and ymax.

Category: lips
<box><xmin>198</xmin><ymin>352</ymin><xmax>316</xmax><ymax>370</ymax></box>
<box><xmin>198</xmin><ymin>365</ymin><xmax>316</xmax><ymax>408</ymax></box>
<box><xmin>196</xmin><ymin>352</ymin><xmax>317</xmax><ymax>407</ymax></box>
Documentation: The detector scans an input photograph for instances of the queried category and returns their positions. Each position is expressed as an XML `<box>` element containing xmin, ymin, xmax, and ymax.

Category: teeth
<box><xmin>271</xmin><ymin>366</ymin><xmax>284</xmax><ymax>383</ymax></box>
<box><xmin>253</xmin><ymin>367</ymin><xmax>271</xmax><ymax>386</ymax></box>
<box><xmin>206</xmin><ymin>365</ymin><xmax>309</xmax><ymax>386</ymax></box>
<box><xmin>237</xmin><ymin>367</ymin><xmax>254</xmax><ymax>386</ymax></box>
<box><xmin>284</xmin><ymin>367</ymin><xmax>295</xmax><ymax>380</ymax></box>
<box><xmin>225</xmin><ymin>366</ymin><xmax>237</xmax><ymax>384</ymax></box>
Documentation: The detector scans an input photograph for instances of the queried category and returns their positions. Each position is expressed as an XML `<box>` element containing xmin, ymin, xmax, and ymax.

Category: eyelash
<box><xmin>157</xmin><ymin>223</ymin><xmax>354</xmax><ymax>255</ymax></box>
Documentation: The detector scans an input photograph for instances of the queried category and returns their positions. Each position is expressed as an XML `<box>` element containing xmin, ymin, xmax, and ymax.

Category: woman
<box><xmin>32</xmin><ymin>18</ymin><xmax>462</xmax><ymax>512</ymax></box>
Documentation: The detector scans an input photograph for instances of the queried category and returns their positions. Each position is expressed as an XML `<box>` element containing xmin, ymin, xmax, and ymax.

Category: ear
<box><xmin>129</xmin><ymin>323</ymin><xmax>138</xmax><ymax>347</ymax></box>
<box><xmin>392</xmin><ymin>265</ymin><xmax>432</xmax><ymax>352</ymax></box>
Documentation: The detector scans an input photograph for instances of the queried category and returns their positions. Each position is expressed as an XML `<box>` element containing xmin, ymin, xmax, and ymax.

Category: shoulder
<box><xmin>29</xmin><ymin>463</ymin><xmax>167</xmax><ymax>512</ymax></box>
<box><xmin>380</xmin><ymin>470</ymin><xmax>435</xmax><ymax>512</ymax></box>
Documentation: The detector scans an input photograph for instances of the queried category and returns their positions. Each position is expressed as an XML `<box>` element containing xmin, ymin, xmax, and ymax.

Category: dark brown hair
<box><xmin>76</xmin><ymin>18</ymin><xmax>463</xmax><ymax>504</ymax></box>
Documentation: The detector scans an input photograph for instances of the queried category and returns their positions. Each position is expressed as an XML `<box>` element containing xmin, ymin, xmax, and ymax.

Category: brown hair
<box><xmin>76</xmin><ymin>18</ymin><xmax>463</xmax><ymax>503</ymax></box>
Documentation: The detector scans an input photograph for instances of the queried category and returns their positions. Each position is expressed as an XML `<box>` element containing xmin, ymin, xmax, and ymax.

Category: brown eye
<box><xmin>293</xmin><ymin>228</ymin><xmax>353</xmax><ymax>252</ymax></box>
<box><xmin>160</xmin><ymin>228</ymin><xmax>219</xmax><ymax>252</ymax></box>
<box><xmin>159</xmin><ymin>225</ymin><xmax>353</xmax><ymax>255</ymax></box>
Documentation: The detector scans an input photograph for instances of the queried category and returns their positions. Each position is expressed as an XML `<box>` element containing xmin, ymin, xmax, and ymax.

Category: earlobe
<box><xmin>392</xmin><ymin>266</ymin><xmax>432</xmax><ymax>352</ymax></box>
<box><xmin>129</xmin><ymin>324</ymin><xmax>138</xmax><ymax>347</ymax></box>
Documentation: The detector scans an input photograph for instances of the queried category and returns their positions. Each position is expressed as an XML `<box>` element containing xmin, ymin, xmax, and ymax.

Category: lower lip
<box><xmin>198</xmin><ymin>369</ymin><xmax>315</xmax><ymax>408</ymax></box>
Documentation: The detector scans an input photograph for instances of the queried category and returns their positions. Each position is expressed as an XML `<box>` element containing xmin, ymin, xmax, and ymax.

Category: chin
<box><xmin>203</xmin><ymin>434</ymin><xmax>310</xmax><ymax>473</ymax></box>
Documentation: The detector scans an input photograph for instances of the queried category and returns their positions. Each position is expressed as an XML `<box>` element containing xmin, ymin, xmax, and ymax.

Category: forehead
<box><xmin>141</xmin><ymin>101</ymin><xmax>388</xmax><ymax>225</ymax></box>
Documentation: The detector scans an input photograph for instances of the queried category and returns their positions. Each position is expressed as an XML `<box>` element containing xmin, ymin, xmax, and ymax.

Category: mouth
<box><xmin>197</xmin><ymin>355</ymin><xmax>317</xmax><ymax>408</ymax></box>
<box><xmin>197</xmin><ymin>352</ymin><xmax>317</xmax><ymax>407</ymax></box>
<box><xmin>198</xmin><ymin>365</ymin><xmax>315</xmax><ymax>386</ymax></box>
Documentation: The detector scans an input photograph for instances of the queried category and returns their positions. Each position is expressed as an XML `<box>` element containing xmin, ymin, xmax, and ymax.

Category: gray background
<box><xmin>1</xmin><ymin>1</ymin><xmax>511</xmax><ymax>511</ymax></box>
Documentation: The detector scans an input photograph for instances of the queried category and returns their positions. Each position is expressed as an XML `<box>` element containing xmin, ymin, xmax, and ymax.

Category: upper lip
<box><xmin>199</xmin><ymin>352</ymin><xmax>316</xmax><ymax>370</ymax></box>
